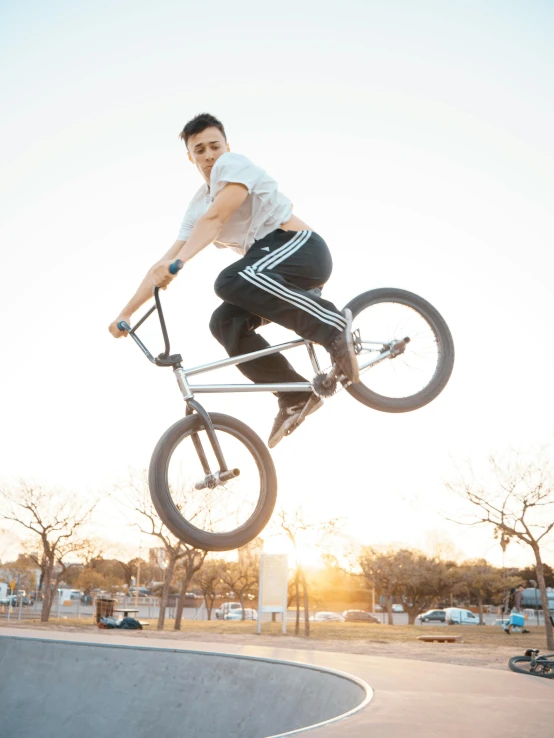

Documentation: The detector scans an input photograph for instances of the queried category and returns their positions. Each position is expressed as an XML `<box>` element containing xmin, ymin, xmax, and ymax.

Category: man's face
<box><xmin>187</xmin><ymin>127</ymin><xmax>229</xmax><ymax>184</ymax></box>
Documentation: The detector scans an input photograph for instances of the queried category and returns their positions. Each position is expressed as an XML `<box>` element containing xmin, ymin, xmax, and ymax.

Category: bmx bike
<box><xmin>509</xmin><ymin>649</ymin><xmax>554</xmax><ymax>678</ymax></box>
<box><xmin>118</xmin><ymin>260</ymin><xmax>454</xmax><ymax>552</ymax></box>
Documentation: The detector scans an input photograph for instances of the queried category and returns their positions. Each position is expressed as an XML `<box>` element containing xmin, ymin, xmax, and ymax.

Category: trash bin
<box><xmin>94</xmin><ymin>596</ymin><xmax>115</xmax><ymax>623</ymax></box>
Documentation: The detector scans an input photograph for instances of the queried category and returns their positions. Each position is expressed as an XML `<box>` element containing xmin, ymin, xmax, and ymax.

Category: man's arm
<box><xmin>108</xmin><ymin>183</ymin><xmax>248</xmax><ymax>338</ymax></box>
<box><xmin>150</xmin><ymin>183</ymin><xmax>248</xmax><ymax>287</ymax></box>
<box><xmin>108</xmin><ymin>239</ymin><xmax>185</xmax><ymax>337</ymax></box>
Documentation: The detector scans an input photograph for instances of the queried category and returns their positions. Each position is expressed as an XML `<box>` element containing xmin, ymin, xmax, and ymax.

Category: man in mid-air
<box><xmin>109</xmin><ymin>113</ymin><xmax>358</xmax><ymax>447</ymax></box>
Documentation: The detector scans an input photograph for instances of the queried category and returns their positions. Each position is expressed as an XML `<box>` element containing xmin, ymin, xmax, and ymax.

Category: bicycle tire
<box><xmin>149</xmin><ymin>412</ymin><xmax>277</xmax><ymax>551</ymax></box>
<box><xmin>343</xmin><ymin>288</ymin><xmax>454</xmax><ymax>413</ymax></box>
<box><xmin>508</xmin><ymin>656</ymin><xmax>554</xmax><ymax>678</ymax></box>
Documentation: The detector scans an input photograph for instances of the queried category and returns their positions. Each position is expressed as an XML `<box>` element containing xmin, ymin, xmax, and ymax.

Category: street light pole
<box><xmin>135</xmin><ymin>554</ymin><xmax>141</xmax><ymax>610</ymax></box>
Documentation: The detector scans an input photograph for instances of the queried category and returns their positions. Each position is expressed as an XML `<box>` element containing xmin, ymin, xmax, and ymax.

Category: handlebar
<box><xmin>117</xmin><ymin>259</ymin><xmax>184</xmax><ymax>367</ymax></box>
<box><xmin>169</xmin><ymin>259</ymin><xmax>184</xmax><ymax>275</ymax></box>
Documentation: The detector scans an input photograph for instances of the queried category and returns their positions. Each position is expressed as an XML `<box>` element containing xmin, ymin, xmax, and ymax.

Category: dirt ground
<box><xmin>2</xmin><ymin>619</ymin><xmax>547</xmax><ymax>671</ymax></box>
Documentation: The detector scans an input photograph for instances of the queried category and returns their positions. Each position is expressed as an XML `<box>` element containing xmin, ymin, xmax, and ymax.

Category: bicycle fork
<box><xmin>175</xmin><ymin>369</ymin><xmax>240</xmax><ymax>490</ymax></box>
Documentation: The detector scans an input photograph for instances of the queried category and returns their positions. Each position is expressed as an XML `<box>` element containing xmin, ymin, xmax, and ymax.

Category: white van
<box><xmin>215</xmin><ymin>602</ymin><xmax>243</xmax><ymax>620</ymax></box>
<box><xmin>444</xmin><ymin>607</ymin><xmax>479</xmax><ymax>625</ymax></box>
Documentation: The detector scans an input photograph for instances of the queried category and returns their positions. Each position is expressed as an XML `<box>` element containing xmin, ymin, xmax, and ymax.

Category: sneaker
<box><xmin>268</xmin><ymin>394</ymin><xmax>323</xmax><ymax>449</ymax></box>
<box><xmin>327</xmin><ymin>308</ymin><xmax>360</xmax><ymax>384</ymax></box>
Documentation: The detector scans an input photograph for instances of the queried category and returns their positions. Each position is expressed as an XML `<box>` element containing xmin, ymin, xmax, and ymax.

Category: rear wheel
<box><xmin>508</xmin><ymin>656</ymin><xmax>554</xmax><ymax>678</ymax></box>
<box><xmin>344</xmin><ymin>288</ymin><xmax>454</xmax><ymax>412</ymax></box>
<box><xmin>149</xmin><ymin>412</ymin><xmax>277</xmax><ymax>551</ymax></box>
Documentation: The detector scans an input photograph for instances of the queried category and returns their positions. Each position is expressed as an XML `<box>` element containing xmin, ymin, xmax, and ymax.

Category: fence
<box><xmin>0</xmin><ymin>593</ymin><xmax>206</xmax><ymax>622</ymax></box>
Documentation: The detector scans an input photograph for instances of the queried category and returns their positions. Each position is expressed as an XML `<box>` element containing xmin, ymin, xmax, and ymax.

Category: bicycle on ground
<box><xmin>118</xmin><ymin>260</ymin><xmax>454</xmax><ymax>552</ymax></box>
<box><xmin>509</xmin><ymin>649</ymin><xmax>554</xmax><ymax>678</ymax></box>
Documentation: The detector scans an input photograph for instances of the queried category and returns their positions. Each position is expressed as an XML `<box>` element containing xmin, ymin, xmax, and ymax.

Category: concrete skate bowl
<box><xmin>0</xmin><ymin>636</ymin><xmax>372</xmax><ymax>738</ymax></box>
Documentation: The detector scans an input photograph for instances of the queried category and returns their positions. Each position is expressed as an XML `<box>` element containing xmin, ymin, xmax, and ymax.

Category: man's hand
<box><xmin>151</xmin><ymin>260</ymin><xmax>180</xmax><ymax>289</ymax></box>
<box><xmin>108</xmin><ymin>315</ymin><xmax>132</xmax><ymax>338</ymax></box>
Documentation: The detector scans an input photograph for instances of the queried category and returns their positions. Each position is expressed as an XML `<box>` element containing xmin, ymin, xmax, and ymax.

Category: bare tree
<box><xmin>0</xmin><ymin>481</ymin><xmax>98</xmax><ymax>621</ymax></box>
<box><xmin>174</xmin><ymin>547</ymin><xmax>207</xmax><ymax>630</ymax></box>
<box><xmin>446</xmin><ymin>451</ymin><xmax>554</xmax><ymax>648</ymax></box>
<box><xmin>130</xmin><ymin>494</ymin><xmax>186</xmax><ymax>630</ymax></box>
<box><xmin>195</xmin><ymin>558</ymin><xmax>225</xmax><ymax>619</ymax></box>
<box><xmin>276</xmin><ymin>508</ymin><xmax>311</xmax><ymax>636</ymax></box>
<box><xmin>358</xmin><ymin>547</ymin><xmax>402</xmax><ymax>624</ymax></box>
<box><xmin>394</xmin><ymin>550</ymin><xmax>455</xmax><ymax>625</ymax></box>
<box><xmin>121</xmin><ymin>471</ymin><xmax>216</xmax><ymax>630</ymax></box>
<box><xmin>455</xmin><ymin>559</ymin><xmax>519</xmax><ymax>624</ymax></box>
<box><xmin>114</xmin><ymin>556</ymin><xmax>144</xmax><ymax>590</ymax></box>
<box><xmin>270</xmin><ymin>508</ymin><xmax>344</xmax><ymax>636</ymax></box>
<box><xmin>219</xmin><ymin>546</ymin><xmax>259</xmax><ymax>619</ymax></box>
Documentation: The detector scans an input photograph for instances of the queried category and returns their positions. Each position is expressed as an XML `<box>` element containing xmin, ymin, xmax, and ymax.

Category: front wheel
<box><xmin>149</xmin><ymin>412</ymin><xmax>278</xmax><ymax>551</ymax></box>
<box><xmin>508</xmin><ymin>656</ymin><xmax>554</xmax><ymax>678</ymax></box>
<box><xmin>343</xmin><ymin>288</ymin><xmax>454</xmax><ymax>413</ymax></box>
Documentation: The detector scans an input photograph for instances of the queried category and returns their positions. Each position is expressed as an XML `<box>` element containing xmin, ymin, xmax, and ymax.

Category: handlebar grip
<box><xmin>117</xmin><ymin>321</ymin><xmax>131</xmax><ymax>332</ymax></box>
<box><xmin>169</xmin><ymin>259</ymin><xmax>184</xmax><ymax>275</ymax></box>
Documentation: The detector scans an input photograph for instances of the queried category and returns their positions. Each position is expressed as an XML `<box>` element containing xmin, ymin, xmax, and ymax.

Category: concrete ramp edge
<box><xmin>0</xmin><ymin>635</ymin><xmax>373</xmax><ymax>738</ymax></box>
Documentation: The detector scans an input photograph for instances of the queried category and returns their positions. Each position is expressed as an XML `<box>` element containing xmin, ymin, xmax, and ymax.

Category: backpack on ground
<box><xmin>118</xmin><ymin>616</ymin><xmax>143</xmax><ymax>630</ymax></box>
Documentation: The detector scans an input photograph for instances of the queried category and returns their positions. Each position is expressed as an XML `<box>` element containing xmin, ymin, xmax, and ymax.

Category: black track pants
<box><xmin>209</xmin><ymin>229</ymin><xmax>345</xmax><ymax>408</ymax></box>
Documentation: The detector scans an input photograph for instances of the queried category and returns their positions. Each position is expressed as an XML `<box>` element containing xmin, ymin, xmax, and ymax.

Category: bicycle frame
<box><xmin>120</xmin><ymin>287</ymin><xmax>396</xmax><ymax>403</ymax></box>
<box><xmin>119</xmin><ymin>286</ymin><xmax>411</xmax><ymax>484</ymax></box>
<box><xmin>527</xmin><ymin>650</ymin><xmax>554</xmax><ymax>669</ymax></box>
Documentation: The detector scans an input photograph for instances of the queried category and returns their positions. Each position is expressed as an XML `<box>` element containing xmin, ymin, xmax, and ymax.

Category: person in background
<box><xmin>504</xmin><ymin>583</ymin><xmax>528</xmax><ymax>634</ymax></box>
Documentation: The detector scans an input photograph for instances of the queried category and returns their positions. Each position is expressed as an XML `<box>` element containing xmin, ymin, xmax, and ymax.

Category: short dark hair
<box><xmin>179</xmin><ymin>113</ymin><xmax>226</xmax><ymax>147</ymax></box>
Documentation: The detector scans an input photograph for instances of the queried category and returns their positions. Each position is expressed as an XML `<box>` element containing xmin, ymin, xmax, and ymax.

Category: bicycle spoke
<box><xmin>354</xmin><ymin>300</ymin><xmax>441</xmax><ymax>399</ymax></box>
<box><xmin>166</xmin><ymin>425</ymin><xmax>263</xmax><ymax>536</ymax></box>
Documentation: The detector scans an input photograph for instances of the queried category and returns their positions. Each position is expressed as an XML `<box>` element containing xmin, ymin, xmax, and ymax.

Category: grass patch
<box><xmin>5</xmin><ymin>617</ymin><xmax>549</xmax><ymax>647</ymax></box>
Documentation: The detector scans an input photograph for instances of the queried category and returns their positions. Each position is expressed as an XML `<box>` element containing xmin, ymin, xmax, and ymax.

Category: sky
<box><xmin>1</xmin><ymin>0</ymin><xmax>554</xmax><ymax>569</ymax></box>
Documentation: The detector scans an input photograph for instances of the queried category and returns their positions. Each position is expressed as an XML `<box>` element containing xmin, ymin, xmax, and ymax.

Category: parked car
<box><xmin>342</xmin><ymin>610</ymin><xmax>379</xmax><ymax>623</ymax></box>
<box><xmin>419</xmin><ymin>609</ymin><xmax>446</xmax><ymax>623</ymax></box>
<box><xmin>444</xmin><ymin>607</ymin><xmax>479</xmax><ymax>625</ymax></box>
<box><xmin>129</xmin><ymin>587</ymin><xmax>152</xmax><ymax>597</ymax></box>
<box><xmin>215</xmin><ymin>602</ymin><xmax>243</xmax><ymax>620</ymax></box>
<box><xmin>309</xmin><ymin>611</ymin><xmax>345</xmax><ymax>622</ymax></box>
<box><xmin>224</xmin><ymin>608</ymin><xmax>258</xmax><ymax>620</ymax></box>
<box><xmin>0</xmin><ymin>595</ymin><xmax>18</xmax><ymax>606</ymax></box>
<box><xmin>391</xmin><ymin>604</ymin><xmax>404</xmax><ymax>613</ymax></box>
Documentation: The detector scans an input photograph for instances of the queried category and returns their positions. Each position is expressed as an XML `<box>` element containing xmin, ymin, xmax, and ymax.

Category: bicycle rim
<box><xmin>345</xmin><ymin>288</ymin><xmax>454</xmax><ymax>412</ymax></box>
<box><xmin>508</xmin><ymin>656</ymin><xmax>554</xmax><ymax>678</ymax></box>
<box><xmin>149</xmin><ymin>413</ymin><xmax>277</xmax><ymax>551</ymax></box>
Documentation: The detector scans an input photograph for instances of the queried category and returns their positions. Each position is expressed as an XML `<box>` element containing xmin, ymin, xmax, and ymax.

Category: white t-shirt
<box><xmin>177</xmin><ymin>152</ymin><xmax>293</xmax><ymax>255</ymax></box>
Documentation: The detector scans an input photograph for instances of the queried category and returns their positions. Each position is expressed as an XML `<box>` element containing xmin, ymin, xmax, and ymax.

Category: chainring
<box><xmin>312</xmin><ymin>372</ymin><xmax>338</xmax><ymax>398</ymax></box>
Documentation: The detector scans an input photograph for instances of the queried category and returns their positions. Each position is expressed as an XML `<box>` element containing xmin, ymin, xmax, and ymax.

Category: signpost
<box><xmin>257</xmin><ymin>554</ymin><xmax>288</xmax><ymax>635</ymax></box>
<box><xmin>8</xmin><ymin>579</ymin><xmax>16</xmax><ymax>621</ymax></box>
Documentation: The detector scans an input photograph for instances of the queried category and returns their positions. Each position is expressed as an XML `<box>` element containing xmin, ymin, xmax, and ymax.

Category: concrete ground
<box><xmin>1</xmin><ymin>627</ymin><xmax>552</xmax><ymax>737</ymax></box>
